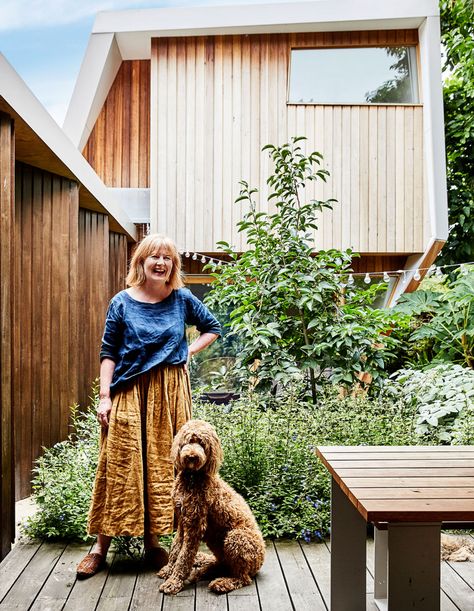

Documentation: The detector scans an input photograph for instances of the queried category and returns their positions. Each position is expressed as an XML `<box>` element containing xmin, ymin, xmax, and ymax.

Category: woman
<box><xmin>77</xmin><ymin>234</ymin><xmax>220</xmax><ymax>578</ymax></box>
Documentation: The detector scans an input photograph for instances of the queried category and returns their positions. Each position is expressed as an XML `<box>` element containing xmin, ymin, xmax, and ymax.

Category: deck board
<box><xmin>0</xmin><ymin>539</ymin><xmax>473</xmax><ymax>610</ymax></box>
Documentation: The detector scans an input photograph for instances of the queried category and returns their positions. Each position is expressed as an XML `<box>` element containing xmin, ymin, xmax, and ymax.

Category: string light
<box><xmin>179</xmin><ymin>248</ymin><xmax>474</xmax><ymax>282</ymax></box>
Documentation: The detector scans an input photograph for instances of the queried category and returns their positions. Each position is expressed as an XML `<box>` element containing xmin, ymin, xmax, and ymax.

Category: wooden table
<box><xmin>316</xmin><ymin>446</ymin><xmax>474</xmax><ymax>611</ymax></box>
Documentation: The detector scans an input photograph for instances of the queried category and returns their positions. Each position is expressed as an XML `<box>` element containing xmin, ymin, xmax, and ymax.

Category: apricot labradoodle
<box><xmin>158</xmin><ymin>419</ymin><xmax>266</xmax><ymax>595</ymax></box>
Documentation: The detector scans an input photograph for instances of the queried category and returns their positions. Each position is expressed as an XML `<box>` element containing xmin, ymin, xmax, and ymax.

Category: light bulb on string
<box><xmin>217</xmin><ymin>260</ymin><xmax>222</xmax><ymax>267</ymax></box>
<box><xmin>414</xmin><ymin>269</ymin><xmax>421</xmax><ymax>281</ymax></box>
<box><xmin>364</xmin><ymin>273</ymin><xmax>371</xmax><ymax>284</ymax></box>
<box><xmin>347</xmin><ymin>274</ymin><xmax>354</xmax><ymax>286</ymax></box>
<box><xmin>185</xmin><ymin>251</ymin><xmax>190</xmax><ymax>258</ymax></box>
<box><xmin>426</xmin><ymin>265</ymin><xmax>435</xmax><ymax>277</ymax></box>
<box><xmin>192</xmin><ymin>253</ymin><xmax>198</xmax><ymax>261</ymax></box>
<box><xmin>383</xmin><ymin>271</ymin><xmax>390</xmax><ymax>283</ymax></box>
<box><xmin>435</xmin><ymin>266</ymin><xmax>443</xmax><ymax>277</ymax></box>
<box><xmin>201</xmin><ymin>256</ymin><xmax>207</xmax><ymax>264</ymax></box>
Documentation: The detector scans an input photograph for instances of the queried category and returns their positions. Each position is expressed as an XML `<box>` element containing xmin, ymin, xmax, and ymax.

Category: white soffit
<box><xmin>94</xmin><ymin>0</ymin><xmax>439</xmax><ymax>59</ymax></box>
<box><xmin>0</xmin><ymin>54</ymin><xmax>136</xmax><ymax>241</ymax></box>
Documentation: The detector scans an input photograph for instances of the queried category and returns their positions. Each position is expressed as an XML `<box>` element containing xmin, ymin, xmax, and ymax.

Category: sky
<box><xmin>0</xmin><ymin>0</ymin><xmax>299</xmax><ymax>125</ymax></box>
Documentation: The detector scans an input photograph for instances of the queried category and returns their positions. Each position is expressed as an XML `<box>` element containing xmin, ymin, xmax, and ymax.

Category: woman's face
<box><xmin>143</xmin><ymin>249</ymin><xmax>173</xmax><ymax>285</ymax></box>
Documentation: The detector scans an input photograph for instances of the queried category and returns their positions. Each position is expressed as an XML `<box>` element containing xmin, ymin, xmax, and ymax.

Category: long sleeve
<box><xmin>99</xmin><ymin>300</ymin><xmax>123</xmax><ymax>362</ymax></box>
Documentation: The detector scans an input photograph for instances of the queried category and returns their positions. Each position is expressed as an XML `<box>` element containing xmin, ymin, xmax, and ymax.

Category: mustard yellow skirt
<box><xmin>88</xmin><ymin>365</ymin><xmax>192</xmax><ymax>537</ymax></box>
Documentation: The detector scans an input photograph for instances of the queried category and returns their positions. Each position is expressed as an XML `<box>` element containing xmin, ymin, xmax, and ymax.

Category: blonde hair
<box><xmin>126</xmin><ymin>233</ymin><xmax>184</xmax><ymax>289</ymax></box>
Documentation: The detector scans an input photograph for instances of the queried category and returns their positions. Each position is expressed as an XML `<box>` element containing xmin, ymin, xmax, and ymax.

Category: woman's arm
<box><xmin>188</xmin><ymin>332</ymin><xmax>219</xmax><ymax>359</ymax></box>
<box><xmin>97</xmin><ymin>358</ymin><xmax>116</xmax><ymax>429</ymax></box>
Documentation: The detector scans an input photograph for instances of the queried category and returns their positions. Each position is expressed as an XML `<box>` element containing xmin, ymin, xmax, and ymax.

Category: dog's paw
<box><xmin>157</xmin><ymin>564</ymin><xmax>172</xmax><ymax>579</ymax></box>
<box><xmin>159</xmin><ymin>577</ymin><xmax>184</xmax><ymax>595</ymax></box>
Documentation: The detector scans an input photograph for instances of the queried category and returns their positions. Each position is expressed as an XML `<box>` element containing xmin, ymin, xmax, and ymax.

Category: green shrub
<box><xmin>22</xmin><ymin>399</ymin><xmax>100</xmax><ymax>541</ymax></box>
<box><xmin>194</xmin><ymin>386</ymin><xmax>422</xmax><ymax>541</ymax></box>
<box><xmin>383</xmin><ymin>364</ymin><xmax>474</xmax><ymax>443</ymax></box>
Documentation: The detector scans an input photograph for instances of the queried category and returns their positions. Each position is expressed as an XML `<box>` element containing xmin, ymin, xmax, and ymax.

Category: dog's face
<box><xmin>172</xmin><ymin>420</ymin><xmax>223</xmax><ymax>475</ymax></box>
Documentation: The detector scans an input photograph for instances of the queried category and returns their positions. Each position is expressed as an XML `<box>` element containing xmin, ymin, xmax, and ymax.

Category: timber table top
<box><xmin>316</xmin><ymin>445</ymin><xmax>474</xmax><ymax>523</ymax></box>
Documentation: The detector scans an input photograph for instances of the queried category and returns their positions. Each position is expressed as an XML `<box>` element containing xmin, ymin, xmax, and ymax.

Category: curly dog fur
<box><xmin>158</xmin><ymin>419</ymin><xmax>266</xmax><ymax>595</ymax></box>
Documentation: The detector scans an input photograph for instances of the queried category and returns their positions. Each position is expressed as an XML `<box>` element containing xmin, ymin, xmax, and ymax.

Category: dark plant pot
<box><xmin>200</xmin><ymin>391</ymin><xmax>240</xmax><ymax>405</ymax></box>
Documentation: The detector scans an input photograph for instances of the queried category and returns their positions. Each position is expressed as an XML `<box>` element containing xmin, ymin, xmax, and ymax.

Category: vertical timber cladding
<box><xmin>14</xmin><ymin>163</ymin><xmax>79</xmax><ymax>500</ymax></box>
<box><xmin>77</xmin><ymin>209</ymin><xmax>110</xmax><ymax>408</ymax></box>
<box><xmin>0</xmin><ymin>113</ymin><xmax>15</xmax><ymax>559</ymax></box>
<box><xmin>151</xmin><ymin>29</ymin><xmax>424</xmax><ymax>254</ymax></box>
<box><xmin>77</xmin><ymin>215</ymin><xmax>128</xmax><ymax>409</ymax></box>
<box><xmin>83</xmin><ymin>60</ymin><xmax>150</xmax><ymax>187</ymax></box>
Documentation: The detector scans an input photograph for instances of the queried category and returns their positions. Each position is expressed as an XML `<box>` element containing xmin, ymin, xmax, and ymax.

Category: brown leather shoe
<box><xmin>144</xmin><ymin>546</ymin><xmax>169</xmax><ymax>571</ymax></box>
<box><xmin>76</xmin><ymin>552</ymin><xmax>106</xmax><ymax>579</ymax></box>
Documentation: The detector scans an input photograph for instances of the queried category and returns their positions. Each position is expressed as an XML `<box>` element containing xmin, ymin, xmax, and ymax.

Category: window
<box><xmin>288</xmin><ymin>46</ymin><xmax>419</xmax><ymax>104</ymax></box>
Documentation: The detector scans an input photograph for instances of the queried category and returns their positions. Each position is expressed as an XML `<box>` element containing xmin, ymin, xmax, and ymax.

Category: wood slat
<box><xmin>342</xmin><ymin>478</ymin><xmax>474</xmax><ymax>488</ymax></box>
<box><xmin>274</xmin><ymin>540</ymin><xmax>326</xmax><ymax>610</ymax></box>
<box><xmin>322</xmin><ymin>452</ymin><xmax>474</xmax><ymax>460</ymax></box>
<box><xmin>318</xmin><ymin>446</ymin><xmax>473</xmax><ymax>453</ymax></box>
<box><xmin>0</xmin><ymin>113</ymin><xmax>15</xmax><ymax>561</ymax></box>
<box><xmin>331</xmin><ymin>460</ymin><xmax>474</xmax><ymax>468</ymax></box>
<box><xmin>255</xmin><ymin>541</ymin><xmax>292</xmax><ymax>611</ymax></box>
<box><xmin>337</xmin><ymin>468</ymin><xmax>474</xmax><ymax>478</ymax></box>
<box><xmin>352</xmin><ymin>488</ymin><xmax>474</xmax><ymax>500</ymax></box>
<box><xmin>360</xmin><ymin>499</ymin><xmax>474</xmax><ymax>522</ymax></box>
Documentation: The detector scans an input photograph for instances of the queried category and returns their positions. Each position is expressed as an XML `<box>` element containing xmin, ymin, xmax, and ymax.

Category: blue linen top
<box><xmin>100</xmin><ymin>288</ymin><xmax>221</xmax><ymax>393</ymax></box>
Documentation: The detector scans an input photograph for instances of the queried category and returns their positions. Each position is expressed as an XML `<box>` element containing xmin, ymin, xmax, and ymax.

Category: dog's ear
<box><xmin>171</xmin><ymin>427</ymin><xmax>183</xmax><ymax>466</ymax></box>
<box><xmin>205</xmin><ymin>430</ymin><xmax>223</xmax><ymax>475</ymax></box>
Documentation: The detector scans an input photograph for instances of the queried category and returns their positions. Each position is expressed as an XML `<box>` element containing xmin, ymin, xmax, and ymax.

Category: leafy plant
<box><xmin>382</xmin><ymin>364</ymin><xmax>474</xmax><ymax>442</ymax></box>
<box><xmin>205</xmin><ymin>138</ymin><xmax>397</xmax><ymax>403</ymax></box>
<box><xmin>394</xmin><ymin>266</ymin><xmax>474</xmax><ymax>368</ymax></box>
<box><xmin>22</xmin><ymin>400</ymin><xmax>100</xmax><ymax>541</ymax></box>
<box><xmin>438</xmin><ymin>0</ymin><xmax>474</xmax><ymax>265</ymax></box>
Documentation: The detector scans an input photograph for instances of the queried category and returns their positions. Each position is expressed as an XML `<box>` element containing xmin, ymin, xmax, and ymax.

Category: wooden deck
<box><xmin>0</xmin><ymin>538</ymin><xmax>473</xmax><ymax>610</ymax></box>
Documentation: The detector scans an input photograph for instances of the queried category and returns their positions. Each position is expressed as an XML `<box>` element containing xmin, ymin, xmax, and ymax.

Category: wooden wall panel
<box><xmin>83</xmin><ymin>60</ymin><xmax>150</xmax><ymax>187</ymax></box>
<box><xmin>77</xmin><ymin>210</ymin><xmax>110</xmax><ymax>408</ymax></box>
<box><xmin>109</xmin><ymin>232</ymin><xmax>128</xmax><ymax>300</ymax></box>
<box><xmin>0</xmin><ymin>113</ymin><xmax>15</xmax><ymax>560</ymax></box>
<box><xmin>14</xmin><ymin>163</ymin><xmax>79</xmax><ymax>500</ymax></box>
<box><xmin>151</xmin><ymin>30</ymin><xmax>425</xmax><ymax>254</ymax></box>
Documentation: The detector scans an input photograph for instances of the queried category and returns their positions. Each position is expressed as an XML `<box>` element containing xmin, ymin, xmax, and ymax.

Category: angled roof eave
<box><xmin>64</xmin><ymin>0</ymin><xmax>440</xmax><ymax>151</ymax></box>
<box><xmin>0</xmin><ymin>53</ymin><xmax>136</xmax><ymax>241</ymax></box>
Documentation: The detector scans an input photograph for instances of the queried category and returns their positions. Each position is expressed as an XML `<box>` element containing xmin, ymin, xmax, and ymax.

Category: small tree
<box><xmin>205</xmin><ymin>138</ymin><xmax>397</xmax><ymax>404</ymax></box>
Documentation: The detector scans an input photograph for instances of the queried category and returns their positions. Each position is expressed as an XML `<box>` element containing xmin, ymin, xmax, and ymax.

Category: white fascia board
<box><xmin>63</xmin><ymin>33</ymin><xmax>122</xmax><ymax>150</ymax></box>
<box><xmin>94</xmin><ymin>0</ymin><xmax>438</xmax><ymax>37</ymax></box>
<box><xmin>419</xmin><ymin>16</ymin><xmax>449</xmax><ymax>241</ymax></box>
<box><xmin>95</xmin><ymin>0</ymin><xmax>438</xmax><ymax>58</ymax></box>
<box><xmin>0</xmin><ymin>53</ymin><xmax>136</xmax><ymax>241</ymax></box>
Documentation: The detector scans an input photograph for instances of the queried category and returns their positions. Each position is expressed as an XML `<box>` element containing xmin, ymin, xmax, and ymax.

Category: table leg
<box><xmin>374</xmin><ymin>526</ymin><xmax>388</xmax><ymax>604</ymax></box>
<box><xmin>387</xmin><ymin>523</ymin><xmax>441</xmax><ymax>611</ymax></box>
<box><xmin>331</xmin><ymin>477</ymin><xmax>367</xmax><ymax>611</ymax></box>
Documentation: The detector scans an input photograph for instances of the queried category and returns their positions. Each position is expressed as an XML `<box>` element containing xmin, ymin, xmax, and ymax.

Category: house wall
<box><xmin>0</xmin><ymin>113</ymin><xmax>15</xmax><ymax>560</ymax></box>
<box><xmin>13</xmin><ymin>163</ymin><xmax>128</xmax><ymax>501</ymax></box>
<box><xmin>78</xmin><ymin>210</ymin><xmax>128</xmax><ymax>408</ymax></box>
<box><xmin>149</xmin><ymin>30</ymin><xmax>425</xmax><ymax>254</ymax></box>
<box><xmin>83</xmin><ymin>60</ymin><xmax>150</xmax><ymax>187</ymax></box>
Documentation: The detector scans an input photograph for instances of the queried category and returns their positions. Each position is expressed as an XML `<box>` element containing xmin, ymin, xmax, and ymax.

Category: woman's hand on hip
<box><xmin>97</xmin><ymin>397</ymin><xmax>112</xmax><ymax>428</ymax></box>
